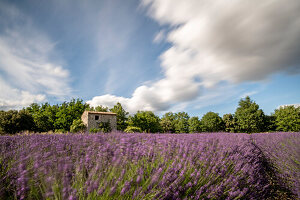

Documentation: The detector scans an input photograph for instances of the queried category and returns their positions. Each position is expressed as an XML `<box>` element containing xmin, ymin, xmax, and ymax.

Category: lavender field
<box><xmin>0</xmin><ymin>132</ymin><xmax>299</xmax><ymax>200</ymax></box>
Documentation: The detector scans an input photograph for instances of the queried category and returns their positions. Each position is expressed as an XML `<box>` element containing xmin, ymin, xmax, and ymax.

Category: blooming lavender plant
<box><xmin>0</xmin><ymin>132</ymin><xmax>299</xmax><ymax>199</ymax></box>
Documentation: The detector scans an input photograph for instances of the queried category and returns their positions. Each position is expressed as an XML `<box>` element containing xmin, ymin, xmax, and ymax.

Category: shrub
<box><xmin>54</xmin><ymin>129</ymin><xmax>68</xmax><ymax>133</ymax></box>
<box><xmin>70</xmin><ymin>119</ymin><xmax>86</xmax><ymax>133</ymax></box>
<box><xmin>124</xmin><ymin>126</ymin><xmax>142</xmax><ymax>133</ymax></box>
<box><xmin>89</xmin><ymin>128</ymin><xmax>102</xmax><ymax>133</ymax></box>
<box><xmin>89</xmin><ymin>122</ymin><xmax>112</xmax><ymax>133</ymax></box>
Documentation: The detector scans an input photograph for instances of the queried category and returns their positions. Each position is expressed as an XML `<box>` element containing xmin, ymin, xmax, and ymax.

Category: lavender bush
<box><xmin>0</xmin><ymin>132</ymin><xmax>298</xmax><ymax>200</ymax></box>
<box><xmin>252</xmin><ymin>132</ymin><xmax>300</xmax><ymax>198</ymax></box>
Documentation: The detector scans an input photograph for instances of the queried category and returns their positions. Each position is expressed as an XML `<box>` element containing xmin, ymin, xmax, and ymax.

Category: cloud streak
<box><xmin>88</xmin><ymin>0</ymin><xmax>300</xmax><ymax>113</ymax></box>
<box><xmin>0</xmin><ymin>2</ymin><xmax>71</xmax><ymax>110</ymax></box>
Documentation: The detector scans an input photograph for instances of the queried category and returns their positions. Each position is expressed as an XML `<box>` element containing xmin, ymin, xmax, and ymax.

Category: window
<box><xmin>95</xmin><ymin>115</ymin><xmax>99</xmax><ymax>120</ymax></box>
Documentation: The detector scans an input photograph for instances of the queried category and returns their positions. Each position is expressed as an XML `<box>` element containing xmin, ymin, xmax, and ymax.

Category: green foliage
<box><xmin>88</xmin><ymin>121</ymin><xmax>112</xmax><ymax>133</ymax></box>
<box><xmin>97</xmin><ymin>121</ymin><xmax>112</xmax><ymax>133</ymax></box>
<box><xmin>70</xmin><ymin>119</ymin><xmax>86</xmax><ymax>133</ymax></box>
<box><xmin>223</xmin><ymin>113</ymin><xmax>236</xmax><ymax>133</ymax></box>
<box><xmin>234</xmin><ymin>96</ymin><xmax>265</xmax><ymax>133</ymax></box>
<box><xmin>201</xmin><ymin>112</ymin><xmax>224</xmax><ymax>132</ymax></box>
<box><xmin>273</xmin><ymin>106</ymin><xmax>300</xmax><ymax>132</ymax></box>
<box><xmin>26</xmin><ymin>103</ymin><xmax>58</xmax><ymax>132</ymax></box>
<box><xmin>87</xmin><ymin>105</ymin><xmax>109</xmax><ymax>112</ymax></box>
<box><xmin>1</xmin><ymin>96</ymin><xmax>298</xmax><ymax>134</ymax></box>
<box><xmin>188</xmin><ymin>116</ymin><xmax>201</xmax><ymax>133</ymax></box>
<box><xmin>160</xmin><ymin>112</ymin><xmax>176</xmax><ymax>133</ymax></box>
<box><xmin>110</xmin><ymin>102</ymin><xmax>129</xmax><ymax>131</ymax></box>
<box><xmin>264</xmin><ymin>115</ymin><xmax>276</xmax><ymax>132</ymax></box>
<box><xmin>124</xmin><ymin>126</ymin><xmax>142</xmax><ymax>133</ymax></box>
<box><xmin>89</xmin><ymin>128</ymin><xmax>101</xmax><ymax>133</ymax></box>
<box><xmin>54</xmin><ymin>99</ymin><xmax>88</xmax><ymax>132</ymax></box>
<box><xmin>160</xmin><ymin>112</ymin><xmax>190</xmax><ymax>133</ymax></box>
<box><xmin>0</xmin><ymin>109</ymin><xmax>34</xmax><ymax>134</ymax></box>
<box><xmin>128</xmin><ymin>111</ymin><xmax>161</xmax><ymax>133</ymax></box>
<box><xmin>173</xmin><ymin>112</ymin><xmax>190</xmax><ymax>133</ymax></box>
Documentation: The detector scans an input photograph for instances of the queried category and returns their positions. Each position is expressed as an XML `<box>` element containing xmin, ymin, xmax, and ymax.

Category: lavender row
<box><xmin>251</xmin><ymin>132</ymin><xmax>300</xmax><ymax>198</ymax></box>
<box><xmin>0</xmin><ymin>132</ymin><xmax>298</xmax><ymax>199</ymax></box>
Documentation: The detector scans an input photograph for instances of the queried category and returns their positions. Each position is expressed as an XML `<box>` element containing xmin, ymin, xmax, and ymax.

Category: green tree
<box><xmin>128</xmin><ymin>111</ymin><xmax>161</xmax><ymax>133</ymax></box>
<box><xmin>54</xmin><ymin>99</ymin><xmax>88</xmax><ymax>132</ymax></box>
<box><xmin>70</xmin><ymin>119</ymin><xmax>86</xmax><ymax>133</ymax></box>
<box><xmin>160</xmin><ymin>112</ymin><xmax>176</xmax><ymax>133</ymax></box>
<box><xmin>188</xmin><ymin>116</ymin><xmax>201</xmax><ymax>133</ymax></box>
<box><xmin>17</xmin><ymin>109</ymin><xmax>35</xmax><ymax>132</ymax></box>
<box><xmin>234</xmin><ymin>96</ymin><xmax>265</xmax><ymax>133</ymax></box>
<box><xmin>264</xmin><ymin>115</ymin><xmax>276</xmax><ymax>132</ymax></box>
<box><xmin>94</xmin><ymin>105</ymin><xmax>109</xmax><ymax>112</ymax></box>
<box><xmin>85</xmin><ymin>105</ymin><xmax>108</xmax><ymax>112</ymax></box>
<box><xmin>173</xmin><ymin>112</ymin><xmax>190</xmax><ymax>133</ymax></box>
<box><xmin>201</xmin><ymin>112</ymin><xmax>224</xmax><ymax>132</ymax></box>
<box><xmin>0</xmin><ymin>110</ymin><xmax>34</xmax><ymax>134</ymax></box>
<box><xmin>27</xmin><ymin>103</ymin><xmax>57</xmax><ymax>132</ymax></box>
<box><xmin>222</xmin><ymin>113</ymin><xmax>236</xmax><ymax>133</ymax></box>
<box><xmin>109</xmin><ymin>102</ymin><xmax>129</xmax><ymax>131</ymax></box>
<box><xmin>273</xmin><ymin>106</ymin><xmax>300</xmax><ymax>132</ymax></box>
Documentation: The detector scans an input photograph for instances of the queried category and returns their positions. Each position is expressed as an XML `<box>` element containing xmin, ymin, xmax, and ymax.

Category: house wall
<box><xmin>81</xmin><ymin>111</ymin><xmax>88</xmax><ymax>126</ymax></box>
<box><xmin>81</xmin><ymin>111</ymin><xmax>117</xmax><ymax>131</ymax></box>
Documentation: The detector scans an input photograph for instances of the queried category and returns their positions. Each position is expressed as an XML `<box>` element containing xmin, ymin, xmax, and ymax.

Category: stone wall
<box><xmin>81</xmin><ymin>111</ymin><xmax>117</xmax><ymax>131</ymax></box>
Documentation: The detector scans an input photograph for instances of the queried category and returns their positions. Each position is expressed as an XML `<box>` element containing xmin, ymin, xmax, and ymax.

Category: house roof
<box><xmin>84</xmin><ymin>111</ymin><xmax>117</xmax><ymax>115</ymax></box>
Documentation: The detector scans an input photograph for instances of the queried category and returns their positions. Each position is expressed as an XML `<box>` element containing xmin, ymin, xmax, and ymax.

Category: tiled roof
<box><xmin>84</xmin><ymin>111</ymin><xmax>117</xmax><ymax>115</ymax></box>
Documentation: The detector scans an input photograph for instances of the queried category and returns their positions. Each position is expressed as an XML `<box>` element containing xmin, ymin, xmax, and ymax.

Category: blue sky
<box><xmin>0</xmin><ymin>0</ymin><xmax>299</xmax><ymax>117</ymax></box>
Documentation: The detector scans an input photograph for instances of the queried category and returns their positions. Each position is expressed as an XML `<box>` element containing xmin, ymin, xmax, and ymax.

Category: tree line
<box><xmin>0</xmin><ymin>96</ymin><xmax>299</xmax><ymax>134</ymax></box>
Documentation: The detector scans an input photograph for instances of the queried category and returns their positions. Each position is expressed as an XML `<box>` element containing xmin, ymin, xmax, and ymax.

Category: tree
<box><xmin>234</xmin><ymin>96</ymin><xmax>265</xmax><ymax>133</ymax></box>
<box><xmin>188</xmin><ymin>116</ymin><xmax>201</xmax><ymax>133</ymax></box>
<box><xmin>70</xmin><ymin>119</ymin><xmax>86</xmax><ymax>133</ymax></box>
<box><xmin>264</xmin><ymin>115</ymin><xmax>276</xmax><ymax>132</ymax></box>
<box><xmin>85</xmin><ymin>105</ymin><xmax>108</xmax><ymax>112</ymax></box>
<box><xmin>94</xmin><ymin>105</ymin><xmax>109</xmax><ymax>112</ymax></box>
<box><xmin>26</xmin><ymin>103</ymin><xmax>57</xmax><ymax>132</ymax></box>
<box><xmin>160</xmin><ymin>112</ymin><xmax>176</xmax><ymax>133</ymax></box>
<box><xmin>273</xmin><ymin>106</ymin><xmax>300</xmax><ymax>132</ymax></box>
<box><xmin>16</xmin><ymin>109</ymin><xmax>35</xmax><ymax>132</ymax></box>
<box><xmin>201</xmin><ymin>112</ymin><xmax>224</xmax><ymax>132</ymax></box>
<box><xmin>128</xmin><ymin>111</ymin><xmax>161</xmax><ymax>133</ymax></box>
<box><xmin>0</xmin><ymin>110</ymin><xmax>34</xmax><ymax>134</ymax></box>
<box><xmin>109</xmin><ymin>102</ymin><xmax>129</xmax><ymax>131</ymax></box>
<box><xmin>54</xmin><ymin>99</ymin><xmax>88</xmax><ymax>132</ymax></box>
<box><xmin>222</xmin><ymin>113</ymin><xmax>236</xmax><ymax>133</ymax></box>
<box><xmin>174</xmin><ymin>112</ymin><xmax>190</xmax><ymax>133</ymax></box>
<box><xmin>124</xmin><ymin>126</ymin><xmax>142</xmax><ymax>133</ymax></box>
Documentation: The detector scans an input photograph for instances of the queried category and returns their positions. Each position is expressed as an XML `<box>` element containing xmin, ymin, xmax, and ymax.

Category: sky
<box><xmin>0</xmin><ymin>0</ymin><xmax>299</xmax><ymax>117</ymax></box>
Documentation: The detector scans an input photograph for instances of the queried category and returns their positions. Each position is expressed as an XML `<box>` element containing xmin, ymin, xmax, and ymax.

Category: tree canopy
<box><xmin>109</xmin><ymin>102</ymin><xmax>129</xmax><ymax>131</ymax></box>
<box><xmin>174</xmin><ymin>112</ymin><xmax>190</xmax><ymax>133</ymax></box>
<box><xmin>128</xmin><ymin>111</ymin><xmax>161</xmax><ymax>133</ymax></box>
<box><xmin>273</xmin><ymin>106</ymin><xmax>300</xmax><ymax>132</ymax></box>
<box><xmin>188</xmin><ymin>116</ymin><xmax>201</xmax><ymax>133</ymax></box>
<box><xmin>234</xmin><ymin>96</ymin><xmax>265</xmax><ymax>133</ymax></box>
<box><xmin>0</xmin><ymin>96</ymin><xmax>299</xmax><ymax>134</ymax></box>
<box><xmin>160</xmin><ymin>112</ymin><xmax>176</xmax><ymax>133</ymax></box>
<box><xmin>201</xmin><ymin>112</ymin><xmax>224</xmax><ymax>132</ymax></box>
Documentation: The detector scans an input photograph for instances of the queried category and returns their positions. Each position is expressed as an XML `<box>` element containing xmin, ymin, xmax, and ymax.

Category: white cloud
<box><xmin>143</xmin><ymin>0</ymin><xmax>300</xmax><ymax>84</ymax></box>
<box><xmin>0</xmin><ymin>79</ymin><xmax>46</xmax><ymax>110</ymax></box>
<box><xmin>0</xmin><ymin>2</ymin><xmax>71</xmax><ymax>110</ymax></box>
<box><xmin>89</xmin><ymin>0</ymin><xmax>300</xmax><ymax>113</ymax></box>
<box><xmin>87</xmin><ymin>94</ymin><xmax>130</xmax><ymax>111</ymax></box>
<box><xmin>240</xmin><ymin>91</ymin><xmax>258</xmax><ymax>98</ymax></box>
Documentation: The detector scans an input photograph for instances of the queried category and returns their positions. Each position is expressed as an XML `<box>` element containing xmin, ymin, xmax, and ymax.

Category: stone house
<box><xmin>81</xmin><ymin>111</ymin><xmax>117</xmax><ymax>131</ymax></box>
